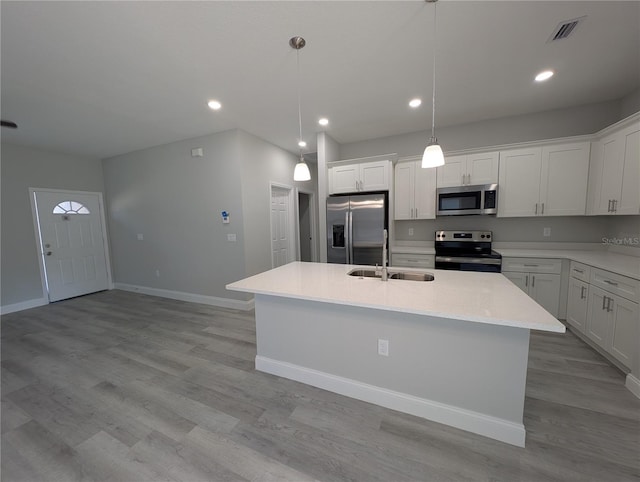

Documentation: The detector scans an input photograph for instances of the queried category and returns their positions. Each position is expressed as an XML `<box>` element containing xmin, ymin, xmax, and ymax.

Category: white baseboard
<box><xmin>256</xmin><ymin>355</ymin><xmax>526</xmax><ymax>447</ymax></box>
<box><xmin>0</xmin><ymin>297</ymin><xmax>48</xmax><ymax>315</ymax></box>
<box><xmin>626</xmin><ymin>374</ymin><xmax>640</xmax><ymax>399</ymax></box>
<box><xmin>114</xmin><ymin>283</ymin><xmax>254</xmax><ymax>311</ymax></box>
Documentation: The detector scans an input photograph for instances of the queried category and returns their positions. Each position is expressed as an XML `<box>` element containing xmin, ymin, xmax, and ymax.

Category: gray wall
<box><xmin>395</xmin><ymin>216</ymin><xmax>615</xmax><ymax>244</ymax></box>
<box><xmin>102</xmin><ymin>128</ymin><xmax>314</xmax><ymax>302</ymax></box>
<box><xmin>103</xmin><ymin>130</ymin><xmax>247</xmax><ymax>301</ymax></box>
<box><xmin>317</xmin><ymin>132</ymin><xmax>341</xmax><ymax>262</ymax></box>
<box><xmin>237</xmin><ymin>129</ymin><xmax>318</xmax><ymax>277</ymax></box>
<box><xmin>1</xmin><ymin>143</ymin><xmax>104</xmax><ymax>306</ymax></box>
<box><xmin>606</xmin><ymin>216</ymin><xmax>640</xmax><ymax>250</ymax></box>
<box><xmin>339</xmin><ymin>100</ymin><xmax>623</xmax><ymax>160</ymax></box>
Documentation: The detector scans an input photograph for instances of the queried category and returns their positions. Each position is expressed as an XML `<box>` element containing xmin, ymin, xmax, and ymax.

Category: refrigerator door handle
<box><xmin>344</xmin><ymin>212</ymin><xmax>350</xmax><ymax>263</ymax></box>
<box><xmin>348</xmin><ymin>211</ymin><xmax>354</xmax><ymax>263</ymax></box>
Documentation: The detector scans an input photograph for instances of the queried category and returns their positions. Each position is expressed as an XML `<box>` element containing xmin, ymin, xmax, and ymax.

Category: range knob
<box><xmin>486</xmin><ymin>234</ymin><xmax>491</xmax><ymax>238</ymax></box>
<box><xmin>480</xmin><ymin>234</ymin><xmax>485</xmax><ymax>238</ymax></box>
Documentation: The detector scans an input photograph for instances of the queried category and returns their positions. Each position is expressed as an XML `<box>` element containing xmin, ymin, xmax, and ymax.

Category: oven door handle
<box><xmin>435</xmin><ymin>256</ymin><xmax>502</xmax><ymax>265</ymax></box>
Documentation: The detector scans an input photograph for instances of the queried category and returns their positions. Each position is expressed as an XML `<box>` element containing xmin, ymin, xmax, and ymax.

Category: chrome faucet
<box><xmin>380</xmin><ymin>229</ymin><xmax>388</xmax><ymax>281</ymax></box>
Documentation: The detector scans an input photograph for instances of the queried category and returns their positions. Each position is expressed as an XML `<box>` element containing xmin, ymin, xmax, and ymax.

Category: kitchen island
<box><xmin>227</xmin><ymin>261</ymin><xmax>565</xmax><ymax>447</ymax></box>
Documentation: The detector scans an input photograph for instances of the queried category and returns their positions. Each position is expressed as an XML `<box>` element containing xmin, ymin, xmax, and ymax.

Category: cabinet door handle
<box><xmin>602</xmin><ymin>295</ymin><xmax>607</xmax><ymax>311</ymax></box>
<box><xmin>613</xmin><ymin>199</ymin><xmax>618</xmax><ymax>212</ymax></box>
<box><xmin>462</xmin><ymin>174</ymin><xmax>465</xmax><ymax>185</ymax></box>
<box><xmin>531</xmin><ymin>275</ymin><xmax>535</xmax><ymax>288</ymax></box>
<box><xmin>604</xmin><ymin>279</ymin><xmax>619</xmax><ymax>286</ymax></box>
<box><xmin>541</xmin><ymin>203</ymin><xmax>544</xmax><ymax>215</ymax></box>
<box><xmin>415</xmin><ymin>208</ymin><xmax>418</xmax><ymax>217</ymax></box>
<box><xmin>606</xmin><ymin>297</ymin><xmax>613</xmax><ymax>312</ymax></box>
<box><xmin>523</xmin><ymin>264</ymin><xmax>537</xmax><ymax>267</ymax></box>
<box><xmin>573</xmin><ymin>268</ymin><xmax>584</xmax><ymax>274</ymax></box>
<box><xmin>535</xmin><ymin>203</ymin><xmax>538</xmax><ymax>215</ymax></box>
<box><xmin>608</xmin><ymin>199</ymin><xmax>612</xmax><ymax>212</ymax></box>
<box><xmin>525</xmin><ymin>275</ymin><xmax>529</xmax><ymax>287</ymax></box>
<box><xmin>580</xmin><ymin>286</ymin><xmax>586</xmax><ymax>299</ymax></box>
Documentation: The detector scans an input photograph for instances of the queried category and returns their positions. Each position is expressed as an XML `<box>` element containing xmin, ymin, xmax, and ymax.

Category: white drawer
<box><xmin>590</xmin><ymin>268</ymin><xmax>640</xmax><ymax>303</ymax></box>
<box><xmin>392</xmin><ymin>253</ymin><xmax>435</xmax><ymax>269</ymax></box>
<box><xmin>502</xmin><ymin>257</ymin><xmax>562</xmax><ymax>274</ymax></box>
<box><xmin>569</xmin><ymin>261</ymin><xmax>591</xmax><ymax>282</ymax></box>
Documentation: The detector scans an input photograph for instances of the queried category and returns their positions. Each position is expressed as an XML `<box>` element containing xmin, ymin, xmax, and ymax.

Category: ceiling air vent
<box><xmin>548</xmin><ymin>16</ymin><xmax>586</xmax><ymax>42</ymax></box>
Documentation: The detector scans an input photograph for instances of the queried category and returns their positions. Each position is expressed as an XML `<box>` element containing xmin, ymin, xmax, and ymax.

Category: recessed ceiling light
<box><xmin>318</xmin><ymin>118</ymin><xmax>329</xmax><ymax>126</ymax></box>
<box><xmin>409</xmin><ymin>98</ymin><xmax>422</xmax><ymax>108</ymax></box>
<box><xmin>298</xmin><ymin>140</ymin><xmax>307</xmax><ymax>148</ymax></box>
<box><xmin>535</xmin><ymin>70</ymin><xmax>554</xmax><ymax>82</ymax></box>
<box><xmin>207</xmin><ymin>100</ymin><xmax>222</xmax><ymax>110</ymax></box>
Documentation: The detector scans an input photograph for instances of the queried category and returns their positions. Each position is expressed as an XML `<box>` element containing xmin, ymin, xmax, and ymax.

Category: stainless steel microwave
<box><xmin>436</xmin><ymin>184</ymin><xmax>498</xmax><ymax>216</ymax></box>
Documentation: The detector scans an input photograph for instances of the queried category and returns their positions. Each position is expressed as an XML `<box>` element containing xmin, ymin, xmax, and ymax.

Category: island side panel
<box><xmin>253</xmin><ymin>294</ymin><xmax>530</xmax><ymax>446</ymax></box>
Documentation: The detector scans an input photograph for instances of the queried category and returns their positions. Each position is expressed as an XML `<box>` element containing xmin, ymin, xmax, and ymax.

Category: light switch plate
<box><xmin>227</xmin><ymin>233</ymin><xmax>237</xmax><ymax>242</ymax></box>
<box><xmin>378</xmin><ymin>339</ymin><xmax>389</xmax><ymax>356</ymax></box>
<box><xmin>137</xmin><ymin>233</ymin><xmax>144</xmax><ymax>241</ymax></box>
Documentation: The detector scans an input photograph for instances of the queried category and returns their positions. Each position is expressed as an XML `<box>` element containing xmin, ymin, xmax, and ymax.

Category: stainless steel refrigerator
<box><xmin>327</xmin><ymin>193</ymin><xmax>388</xmax><ymax>265</ymax></box>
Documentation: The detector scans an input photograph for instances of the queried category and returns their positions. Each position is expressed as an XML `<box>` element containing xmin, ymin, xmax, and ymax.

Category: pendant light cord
<box><xmin>296</xmin><ymin>47</ymin><xmax>304</xmax><ymax>159</ymax></box>
<box><xmin>431</xmin><ymin>1</ymin><xmax>437</xmax><ymax>140</ymax></box>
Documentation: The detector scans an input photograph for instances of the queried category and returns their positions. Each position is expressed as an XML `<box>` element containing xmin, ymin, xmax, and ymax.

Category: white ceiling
<box><xmin>1</xmin><ymin>1</ymin><xmax>639</xmax><ymax>160</ymax></box>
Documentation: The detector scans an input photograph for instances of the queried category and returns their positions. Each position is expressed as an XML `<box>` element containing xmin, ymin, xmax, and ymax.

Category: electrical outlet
<box><xmin>408</xmin><ymin>228</ymin><xmax>414</xmax><ymax>236</ymax></box>
<box><xmin>543</xmin><ymin>227</ymin><xmax>551</xmax><ymax>237</ymax></box>
<box><xmin>378</xmin><ymin>339</ymin><xmax>389</xmax><ymax>357</ymax></box>
<box><xmin>137</xmin><ymin>233</ymin><xmax>144</xmax><ymax>241</ymax></box>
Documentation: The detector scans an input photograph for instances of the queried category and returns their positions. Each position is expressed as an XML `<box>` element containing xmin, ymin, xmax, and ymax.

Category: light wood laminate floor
<box><xmin>2</xmin><ymin>290</ymin><xmax>639</xmax><ymax>481</ymax></box>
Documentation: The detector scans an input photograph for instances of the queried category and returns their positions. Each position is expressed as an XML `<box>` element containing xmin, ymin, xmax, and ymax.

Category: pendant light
<box><xmin>422</xmin><ymin>0</ymin><xmax>445</xmax><ymax>168</ymax></box>
<box><xmin>291</xmin><ymin>36</ymin><xmax>311</xmax><ymax>181</ymax></box>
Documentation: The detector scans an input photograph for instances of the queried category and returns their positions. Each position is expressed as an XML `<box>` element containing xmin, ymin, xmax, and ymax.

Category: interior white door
<box><xmin>271</xmin><ymin>187</ymin><xmax>292</xmax><ymax>268</ymax></box>
<box><xmin>34</xmin><ymin>190</ymin><xmax>109</xmax><ymax>302</ymax></box>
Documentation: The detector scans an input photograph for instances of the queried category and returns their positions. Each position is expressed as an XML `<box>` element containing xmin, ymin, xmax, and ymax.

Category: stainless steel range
<box><xmin>435</xmin><ymin>230</ymin><xmax>502</xmax><ymax>272</ymax></box>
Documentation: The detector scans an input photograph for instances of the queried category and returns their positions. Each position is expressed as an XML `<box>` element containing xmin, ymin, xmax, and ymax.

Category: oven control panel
<box><xmin>436</xmin><ymin>230</ymin><xmax>492</xmax><ymax>242</ymax></box>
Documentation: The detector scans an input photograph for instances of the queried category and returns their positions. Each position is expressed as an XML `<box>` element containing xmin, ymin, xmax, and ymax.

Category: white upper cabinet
<box><xmin>588</xmin><ymin>121</ymin><xmax>640</xmax><ymax>215</ymax></box>
<box><xmin>437</xmin><ymin>152</ymin><xmax>498</xmax><ymax>187</ymax></box>
<box><xmin>498</xmin><ymin>147</ymin><xmax>542</xmax><ymax>217</ymax></box>
<box><xmin>540</xmin><ymin>142</ymin><xmax>591</xmax><ymax>216</ymax></box>
<box><xmin>394</xmin><ymin>158</ymin><xmax>436</xmax><ymax>220</ymax></box>
<box><xmin>329</xmin><ymin>160</ymin><xmax>390</xmax><ymax>194</ymax></box>
<box><xmin>498</xmin><ymin>142</ymin><xmax>590</xmax><ymax>217</ymax></box>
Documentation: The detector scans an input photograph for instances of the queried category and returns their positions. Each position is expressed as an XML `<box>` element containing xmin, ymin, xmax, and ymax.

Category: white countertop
<box><xmin>496</xmin><ymin>249</ymin><xmax>640</xmax><ymax>280</ymax></box>
<box><xmin>227</xmin><ymin>262</ymin><xmax>565</xmax><ymax>333</ymax></box>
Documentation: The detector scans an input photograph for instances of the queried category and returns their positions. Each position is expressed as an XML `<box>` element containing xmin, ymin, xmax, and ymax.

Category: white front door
<box><xmin>271</xmin><ymin>186</ymin><xmax>293</xmax><ymax>268</ymax></box>
<box><xmin>33</xmin><ymin>190</ymin><xmax>110</xmax><ymax>302</ymax></box>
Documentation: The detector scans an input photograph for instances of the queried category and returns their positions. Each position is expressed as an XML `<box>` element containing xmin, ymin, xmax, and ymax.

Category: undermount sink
<box><xmin>347</xmin><ymin>269</ymin><xmax>380</xmax><ymax>278</ymax></box>
<box><xmin>347</xmin><ymin>268</ymin><xmax>434</xmax><ymax>282</ymax></box>
<box><xmin>388</xmin><ymin>271</ymin><xmax>434</xmax><ymax>282</ymax></box>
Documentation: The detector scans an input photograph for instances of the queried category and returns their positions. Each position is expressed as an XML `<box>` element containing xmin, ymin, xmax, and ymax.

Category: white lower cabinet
<box><xmin>567</xmin><ymin>277</ymin><xmax>589</xmax><ymax>333</ymax></box>
<box><xmin>585</xmin><ymin>268</ymin><xmax>639</xmax><ymax>369</ymax></box>
<box><xmin>391</xmin><ymin>253</ymin><xmax>434</xmax><ymax>269</ymax></box>
<box><xmin>502</xmin><ymin>258</ymin><xmax>562</xmax><ymax>317</ymax></box>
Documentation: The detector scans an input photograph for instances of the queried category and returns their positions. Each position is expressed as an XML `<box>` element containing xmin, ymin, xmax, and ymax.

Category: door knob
<box><xmin>46</xmin><ymin>251</ymin><xmax>52</xmax><ymax>256</ymax></box>
<box><xmin>45</xmin><ymin>243</ymin><xmax>51</xmax><ymax>248</ymax></box>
